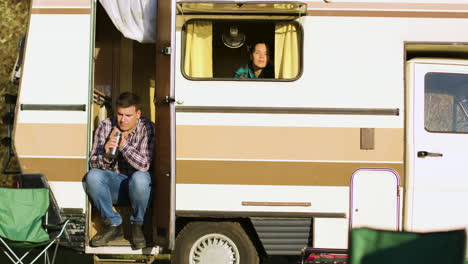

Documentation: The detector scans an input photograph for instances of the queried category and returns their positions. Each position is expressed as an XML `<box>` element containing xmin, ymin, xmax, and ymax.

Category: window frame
<box><xmin>180</xmin><ymin>18</ymin><xmax>304</xmax><ymax>82</ymax></box>
<box><xmin>424</xmin><ymin>71</ymin><xmax>468</xmax><ymax>134</ymax></box>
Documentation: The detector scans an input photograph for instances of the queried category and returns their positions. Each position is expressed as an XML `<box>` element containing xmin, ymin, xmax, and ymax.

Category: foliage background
<box><xmin>0</xmin><ymin>0</ymin><xmax>29</xmax><ymax>186</ymax></box>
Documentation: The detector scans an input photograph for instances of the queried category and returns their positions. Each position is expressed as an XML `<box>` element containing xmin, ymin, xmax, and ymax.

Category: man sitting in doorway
<box><xmin>234</xmin><ymin>41</ymin><xmax>274</xmax><ymax>79</ymax></box>
<box><xmin>87</xmin><ymin>92</ymin><xmax>155</xmax><ymax>249</ymax></box>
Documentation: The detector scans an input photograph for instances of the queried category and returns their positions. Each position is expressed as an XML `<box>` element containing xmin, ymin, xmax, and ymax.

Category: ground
<box><xmin>0</xmin><ymin>247</ymin><xmax>301</xmax><ymax>264</ymax></box>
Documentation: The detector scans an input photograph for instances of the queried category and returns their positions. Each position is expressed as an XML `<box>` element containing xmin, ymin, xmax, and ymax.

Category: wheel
<box><xmin>173</xmin><ymin>221</ymin><xmax>260</xmax><ymax>264</ymax></box>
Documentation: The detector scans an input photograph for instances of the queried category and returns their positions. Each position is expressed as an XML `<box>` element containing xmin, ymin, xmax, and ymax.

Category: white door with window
<box><xmin>407</xmin><ymin>59</ymin><xmax>468</xmax><ymax>239</ymax></box>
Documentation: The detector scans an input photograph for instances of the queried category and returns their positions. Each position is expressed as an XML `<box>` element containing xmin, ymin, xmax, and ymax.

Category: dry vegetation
<box><xmin>0</xmin><ymin>0</ymin><xmax>29</xmax><ymax>186</ymax></box>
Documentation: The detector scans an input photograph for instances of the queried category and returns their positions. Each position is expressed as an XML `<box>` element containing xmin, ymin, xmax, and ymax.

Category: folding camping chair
<box><xmin>0</xmin><ymin>187</ymin><xmax>73</xmax><ymax>264</ymax></box>
<box><xmin>349</xmin><ymin>228</ymin><xmax>466</xmax><ymax>264</ymax></box>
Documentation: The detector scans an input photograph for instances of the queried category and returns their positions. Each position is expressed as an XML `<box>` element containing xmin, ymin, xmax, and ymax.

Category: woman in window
<box><xmin>234</xmin><ymin>41</ymin><xmax>274</xmax><ymax>79</ymax></box>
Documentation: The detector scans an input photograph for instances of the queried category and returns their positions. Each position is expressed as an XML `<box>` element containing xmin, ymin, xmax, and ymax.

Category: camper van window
<box><xmin>182</xmin><ymin>20</ymin><xmax>301</xmax><ymax>80</ymax></box>
<box><xmin>424</xmin><ymin>72</ymin><xmax>468</xmax><ymax>133</ymax></box>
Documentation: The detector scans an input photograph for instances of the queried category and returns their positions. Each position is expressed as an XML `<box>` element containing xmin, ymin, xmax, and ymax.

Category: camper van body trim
<box><xmin>20</xmin><ymin>104</ymin><xmax>86</xmax><ymax>111</ymax></box>
<box><xmin>176</xmin><ymin>106</ymin><xmax>399</xmax><ymax>116</ymax></box>
<box><xmin>176</xmin><ymin>210</ymin><xmax>346</xmax><ymax>218</ymax></box>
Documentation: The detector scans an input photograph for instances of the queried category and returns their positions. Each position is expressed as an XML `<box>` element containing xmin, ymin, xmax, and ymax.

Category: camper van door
<box><xmin>153</xmin><ymin>0</ymin><xmax>176</xmax><ymax>250</ymax></box>
<box><xmin>408</xmin><ymin>60</ymin><xmax>468</xmax><ymax>239</ymax></box>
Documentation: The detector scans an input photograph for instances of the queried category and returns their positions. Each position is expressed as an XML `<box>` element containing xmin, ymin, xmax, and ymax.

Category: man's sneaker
<box><xmin>91</xmin><ymin>224</ymin><xmax>124</xmax><ymax>247</ymax></box>
<box><xmin>131</xmin><ymin>222</ymin><xmax>146</xmax><ymax>249</ymax></box>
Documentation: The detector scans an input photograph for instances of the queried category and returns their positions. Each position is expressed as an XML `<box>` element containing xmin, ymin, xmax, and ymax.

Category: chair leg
<box><xmin>2</xmin><ymin>249</ymin><xmax>19</xmax><ymax>263</ymax></box>
<box><xmin>2</xmin><ymin>249</ymin><xmax>32</xmax><ymax>264</ymax></box>
<box><xmin>50</xmin><ymin>240</ymin><xmax>60</xmax><ymax>264</ymax></box>
<box><xmin>29</xmin><ymin>240</ymin><xmax>58</xmax><ymax>264</ymax></box>
<box><xmin>1</xmin><ymin>237</ymin><xmax>32</xmax><ymax>264</ymax></box>
<box><xmin>1</xmin><ymin>219</ymin><xmax>72</xmax><ymax>264</ymax></box>
<box><xmin>17</xmin><ymin>251</ymin><xmax>31</xmax><ymax>264</ymax></box>
<box><xmin>1</xmin><ymin>238</ymin><xmax>19</xmax><ymax>263</ymax></box>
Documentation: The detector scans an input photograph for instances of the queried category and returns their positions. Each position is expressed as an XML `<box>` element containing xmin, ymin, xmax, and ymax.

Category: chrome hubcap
<box><xmin>189</xmin><ymin>233</ymin><xmax>240</xmax><ymax>264</ymax></box>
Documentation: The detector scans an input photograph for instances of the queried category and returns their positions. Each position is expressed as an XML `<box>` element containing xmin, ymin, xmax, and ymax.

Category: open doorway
<box><xmin>88</xmin><ymin>2</ymin><xmax>158</xmax><ymax>252</ymax></box>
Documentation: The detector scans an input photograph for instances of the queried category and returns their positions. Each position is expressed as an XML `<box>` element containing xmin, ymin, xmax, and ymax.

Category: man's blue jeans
<box><xmin>86</xmin><ymin>168</ymin><xmax>152</xmax><ymax>226</ymax></box>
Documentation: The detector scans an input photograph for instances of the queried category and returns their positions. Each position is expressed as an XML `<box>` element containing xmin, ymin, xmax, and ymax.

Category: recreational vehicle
<box><xmin>8</xmin><ymin>0</ymin><xmax>468</xmax><ymax>262</ymax></box>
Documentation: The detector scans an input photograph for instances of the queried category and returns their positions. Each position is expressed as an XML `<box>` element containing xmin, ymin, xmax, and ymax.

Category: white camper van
<box><xmin>9</xmin><ymin>0</ymin><xmax>468</xmax><ymax>263</ymax></box>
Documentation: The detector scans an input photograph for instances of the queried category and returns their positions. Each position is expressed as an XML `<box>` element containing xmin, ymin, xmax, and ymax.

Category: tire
<box><xmin>173</xmin><ymin>221</ymin><xmax>260</xmax><ymax>264</ymax></box>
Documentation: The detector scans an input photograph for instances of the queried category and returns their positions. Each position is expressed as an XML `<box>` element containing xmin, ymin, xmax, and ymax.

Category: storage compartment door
<box><xmin>350</xmin><ymin>169</ymin><xmax>400</xmax><ymax>231</ymax></box>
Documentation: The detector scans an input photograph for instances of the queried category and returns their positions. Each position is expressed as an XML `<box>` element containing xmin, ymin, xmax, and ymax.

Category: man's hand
<box><xmin>119</xmin><ymin>134</ymin><xmax>127</xmax><ymax>149</ymax></box>
<box><xmin>104</xmin><ymin>127</ymin><xmax>121</xmax><ymax>154</ymax></box>
<box><xmin>118</xmin><ymin>129</ymin><xmax>133</xmax><ymax>149</ymax></box>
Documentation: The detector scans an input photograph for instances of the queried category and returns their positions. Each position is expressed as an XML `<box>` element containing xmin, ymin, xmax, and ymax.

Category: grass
<box><xmin>0</xmin><ymin>0</ymin><xmax>29</xmax><ymax>187</ymax></box>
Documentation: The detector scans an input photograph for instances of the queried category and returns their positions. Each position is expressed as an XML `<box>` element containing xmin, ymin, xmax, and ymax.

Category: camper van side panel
<box><xmin>13</xmin><ymin>0</ymin><xmax>92</xmax><ymax>210</ymax></box>
<box><xmin>174</xmin><ymin>2</ymin><xmax>468</xmax><ymax>250</ymax></box>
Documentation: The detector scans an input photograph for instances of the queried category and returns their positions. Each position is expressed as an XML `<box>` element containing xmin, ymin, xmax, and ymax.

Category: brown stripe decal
<box><xmin>20</xmin><ymin>158</ymin><xmax>87</xmax><ymax>182</ymax></box>
<box><xmin>31</xmin><ymin>8</ymin><xmax>90</xmax><ymax>14</ymax></box>
<box><xmin>176</xmin><ymin>160</ymin><xmax>403</xmax><ymax>186</ymax></box>
<box><xmin>177</xmin><ymin>126</ymin><xmax>403</xmax><ymax>162</ymax></box>
<box><xmin>15</xmin><ymin>123</ymin><xmax>87</xmax><ymax>157</ymax></box>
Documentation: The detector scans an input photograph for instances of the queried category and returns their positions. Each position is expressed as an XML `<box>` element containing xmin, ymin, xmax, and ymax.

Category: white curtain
<box><xmin>99</xmin><ymin>0</ymin><xmax>157</xmax><ymax>43</ymax></box>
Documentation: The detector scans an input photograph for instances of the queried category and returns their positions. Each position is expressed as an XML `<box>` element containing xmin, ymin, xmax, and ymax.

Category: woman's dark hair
<box><xmin>249</xmin><ymin>41</ymin><xmax>274</xmax><ymax>78</ymax></box>
<box><xmin>116</xmin><ymin>92</ymin><xmax>141</xmax><ymax>111</ymax></box>
<box><xmin>258</xmin><ymin>63</ymin><xmax>274</xmax><ymax>78</ymax></box>
<box><xmin>248</xmin><ymin>41</ymin><xmax>270</xmax><ymax>56</ymax></box>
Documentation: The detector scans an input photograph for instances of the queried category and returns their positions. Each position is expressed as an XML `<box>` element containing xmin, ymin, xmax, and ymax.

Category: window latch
<box><xmin>163</xmin><ymin>96</ymin><xmax>176</xmax><ymax>104</ymax></box>
<box><xmin>161</xmin><ymin>47</ymin><xmax>171</xmax><ymax>55</ymax></box>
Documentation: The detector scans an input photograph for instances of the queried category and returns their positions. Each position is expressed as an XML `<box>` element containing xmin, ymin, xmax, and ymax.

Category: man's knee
<box><xmin>86</xmin><ymin>168</ymin><xmax>107</xmax><ymax>186</ymax></box>
<box><xmin>129</xmin><ymin>171</ymin><xmax>151</xmax><ymax>193</ymax></box>
<box><xmin>130</xmin><ymin>171</ymin><xmax>151</xmax><ymax>185</ymax></box>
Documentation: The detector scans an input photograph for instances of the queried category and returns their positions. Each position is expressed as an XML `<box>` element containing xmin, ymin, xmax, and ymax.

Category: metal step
<box><xmin>93</xmin><ymin>255</ymin><xmax>157</xmax><ymax>264</ymax></box>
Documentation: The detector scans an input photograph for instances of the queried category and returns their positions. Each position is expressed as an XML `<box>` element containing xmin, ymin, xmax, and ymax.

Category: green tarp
<box><xmin>350</xmin><ymin>228</ymin><xmax>466</xmax><ymax>264</ymax></box>
<box><xmin>0</xmin><ymin>188</ymin><xmax>50</xmax><ymax>244</ymax></box>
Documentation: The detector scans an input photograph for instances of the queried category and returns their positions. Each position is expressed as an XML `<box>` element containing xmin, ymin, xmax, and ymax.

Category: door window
<box><xmin>424</xmin><ymin>72</ymin><xmax>468</xmax><ymax>133</ymax></box>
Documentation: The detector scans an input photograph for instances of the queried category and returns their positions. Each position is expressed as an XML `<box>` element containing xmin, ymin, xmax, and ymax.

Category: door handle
<box><xmin>417</xmin><ymin>151</ymin><xmax>443</xmax><ymax>158</ymax></box>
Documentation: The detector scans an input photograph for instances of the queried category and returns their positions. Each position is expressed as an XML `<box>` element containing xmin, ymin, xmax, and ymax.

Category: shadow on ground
<box><xmin>0</xmin><ymin>246</ymin><xmax>300</xmax><ymax>263</ymax></box>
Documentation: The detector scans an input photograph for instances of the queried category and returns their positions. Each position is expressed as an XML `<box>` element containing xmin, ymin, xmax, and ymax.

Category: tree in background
<box><xmin>0</xmin><ymin>0</ymin><xmax>29</xmax><ymax>186</ymax></box>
